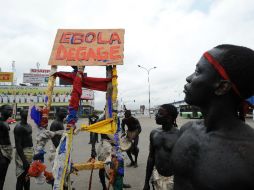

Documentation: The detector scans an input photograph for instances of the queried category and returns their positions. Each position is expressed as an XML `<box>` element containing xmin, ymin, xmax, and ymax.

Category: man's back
<box><xmin>122</xmin><ymin>116</ymin><xmax>141</xmax><ymax>131</ymax></box>
<box><xmin>14</xmin><ymin>123</ymin><xmax>33</xmax><ymax>148</ymax></box>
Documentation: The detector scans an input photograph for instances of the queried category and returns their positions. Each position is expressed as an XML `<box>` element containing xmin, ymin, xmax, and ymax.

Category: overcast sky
<box><xmin>1</xmin><ymin>0</ymin><xmax>254</xmax><ymax>110</ymax></box>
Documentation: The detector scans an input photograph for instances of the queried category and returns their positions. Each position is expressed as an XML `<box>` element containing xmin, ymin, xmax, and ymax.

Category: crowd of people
<box><xmin>0</xmin><ymin>44</ymin><xmax>254</xmax><ymax>190</ymax></box>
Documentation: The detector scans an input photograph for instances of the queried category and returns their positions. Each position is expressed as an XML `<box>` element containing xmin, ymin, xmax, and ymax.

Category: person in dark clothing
<box><xmin>88</xmin><ymin>111</ymin><xmax>99</xmax><ymax>144</ymax></box>
<box><xmin>121</xmin><ymin>110</ymin><xmax>141</xmax><ymax>168</ymax></box>
<box><xmin>14</xmin><ymin>109</ymin><xmax>33</xmax><ymax>190</ymax></box>
<box><xmin>0</xmin><ymin>105</ymin><xmax>13</xmax><ymax>190</ymax></box>
<box><xmin>50</xmin><ymin>107</ymin><xmax>67</xmax><ymax>149</ymax></box>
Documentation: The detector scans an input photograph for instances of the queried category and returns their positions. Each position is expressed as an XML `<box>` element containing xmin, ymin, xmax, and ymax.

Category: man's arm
<box><xmin>143</xmin><ymin>131</ymin><xmax>155</xmax><ymax>190</ymax></box>
<box><xmin>135</xmin><ymin>118</ymin><xmax>142</xmax><ymax>134</ymax></box>
<box><xmin>50</xmin><ymin>122</ymin><xmax>61</xmax><ymax>148</ymax></box>
<box><xmin>0</xmin><ymin>123</ymin><xmax>6</xmax><ymax>160</ymax></box>
<box><xmin>14</xmin><ymin>126</ymin><xmax>29</xmax><ymax>170</ymax></box>
<box><xmin>121</xmin><ymin>119</ymin><xmax>126</xmax><ymax>133</ymax></box>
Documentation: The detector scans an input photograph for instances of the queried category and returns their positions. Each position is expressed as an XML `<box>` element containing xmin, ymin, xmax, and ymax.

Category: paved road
<box><xmin>4</xmin><ymin>116</ymin><xmax>254</xmax><ymax>190</ymax></box>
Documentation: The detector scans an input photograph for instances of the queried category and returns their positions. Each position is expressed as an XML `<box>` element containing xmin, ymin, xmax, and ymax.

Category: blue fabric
<box><xmin>247</xmin><ymin>96</ymin><xmax>254</xmax><ymax>105</ymax></box>
<box><xmin>112</xmin><ymin>112</ymin><xmax>124</xmax><ymax>176</ymax></box>
<box><xmin>30</xmin><ymin>105</ymin><xmax>41</xmax><ymax>126</ymax></box>
<box><xmin>33</xmin><ymin>150</ymin><xmax>46</xmax><ymax>162</ymax></box>
<box><xmin>108</xmin><ymin>97</ymin><xmax>112</xmax><ymax>118</ymax></box>
<box><xmin>66</xmin><ymin>106</ymin><xmax>78</xmax><ymax>124</ymax></box>
<box><xmin>59</xmin><ymin>137</ymin><xmax>66</xmax><ymax>154</ymax></box>
<box><xmin>117</xmin><ymin>160</ymin><xmax>124</xmax><ymax>176</ymax></box>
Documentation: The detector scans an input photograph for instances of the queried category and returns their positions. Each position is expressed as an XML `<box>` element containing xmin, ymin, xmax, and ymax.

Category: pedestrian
<box><xmin>49</xmin><ymin>107</ymin><xmax>67</xmax><ymax>163</ymax></box>
<box><xmin>172</xmin><ymin>44</ymin><xmax>254</xmax><ymax>190</ymax></box>
<box><xmin>0</xmin><ymin>105</ymin><xmax>13</xmax><ymax>190</ymax></box>
<box><xmin>121</xmin><ymin>110</ymin><xmax>141</xmax><ymax>168</ymax></box>
<box><xmin>14</xmin><ymin>109</ymin><xmax>33</xmax><ymax>190</ymax></box>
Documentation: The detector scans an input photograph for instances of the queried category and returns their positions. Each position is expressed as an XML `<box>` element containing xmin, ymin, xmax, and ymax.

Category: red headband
<box><xmin>203</xmin><ymin>52</ymin><xmax>241</xmax><ymax>97</ymax></box>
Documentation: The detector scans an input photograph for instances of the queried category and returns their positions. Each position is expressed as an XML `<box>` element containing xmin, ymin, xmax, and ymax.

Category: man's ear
<box><xmin>214</xmin><ymin>80</ymin><xmax>232</xmax><ymax>95</ymax></box>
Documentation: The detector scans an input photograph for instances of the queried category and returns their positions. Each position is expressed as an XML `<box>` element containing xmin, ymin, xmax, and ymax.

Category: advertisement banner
<box><xmin>48</xmin><ymin>29</ymin><xmax>125</xmax><ymax>66</ymax></box>
<box><xmin>0</xmin><ymin>86</ymin><xmax>94</xmax><ymax>105</ymax></box>
<box><xmin>81</xmin><ymin>89</ymin><xmax>94</xmax><ymax>100</ymax></box>
<box><xmin>0</xmin><ymin>72</ymin><xmax>14</xmax><ymax>82</ymax></box>
<box><xmin>30</xmin><ymin>69</ymin><xmax>50</xmax><ymax>74</ymax></box>
<box><xmin>23</xmin><ymin>73</ymin><xmax>49</xmax><ymax>84</ymax></box>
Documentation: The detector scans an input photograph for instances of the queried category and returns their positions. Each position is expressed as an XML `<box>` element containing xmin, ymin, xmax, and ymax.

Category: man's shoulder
<box><xmin>50</xmin><ymin>120</ymin><xmax>58</xmax><ymax>126</ymax></box>
<box><xmin>131</xmin><ymin>117</ymin><xmax>140</xmax><ymax>123</ymax></box>
<box><xmin>50</xmin><ymin>120</ymin><xmax>61</xmax><ymax>130</ymax></box>
<box><xmin>180</xmin><ymin>120</ymin><xmax>203</xmax><ymax>132</ymax></box>
<box><xmin>121</xmin><ymin>118</ymin><xmax>127</xmax><ymax>122</ymax></box>
<box><xmin>14</xmin><ymin>123</ymin><xmax>23</xmax><ymax>134</ymax></box>
<box><xmin>150</xmin><ymin>128</ymin><xmax>162</xmax><ymax>135</ymax></box>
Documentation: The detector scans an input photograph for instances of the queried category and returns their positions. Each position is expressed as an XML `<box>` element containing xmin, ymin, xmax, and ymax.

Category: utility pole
<box><xmin>137</xmin><ymin>65</ymin><xmax>157</xmax><ymax>118</ymax></box>
<box><xmin>12</xmin><ymin>60</ymin><xmax>16</xmax><ymax>86</ymax></box>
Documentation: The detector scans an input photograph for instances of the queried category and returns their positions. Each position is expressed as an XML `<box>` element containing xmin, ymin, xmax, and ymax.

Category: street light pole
<box><xmin>138</xmin><ymin>65</ymin><xmax>157</xmax><ymax>118</ymax></box>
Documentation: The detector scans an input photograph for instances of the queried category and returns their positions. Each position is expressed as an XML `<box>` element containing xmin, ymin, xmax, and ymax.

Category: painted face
<box><xmin>155</xmin><ymin>107</ymin><xmax>170</xmax><ymax>125</ymax></box>
<box><xmin>184</xmin><ymin>51</ymin><xmax>221</xmax><ymax>107</ymax></box>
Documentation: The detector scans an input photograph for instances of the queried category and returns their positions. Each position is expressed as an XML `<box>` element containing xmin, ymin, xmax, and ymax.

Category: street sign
<box><xmin>0</xmin><ymin>72</ymin><xmax>14</xmax><ymax>82</ymax></box>
<box><xmin>23</xmin><ymin>73</ymin><xmax>49</xmax><ymax>84</ymax></box>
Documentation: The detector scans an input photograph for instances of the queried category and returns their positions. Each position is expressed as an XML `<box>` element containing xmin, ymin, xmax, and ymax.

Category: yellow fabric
<box><xmin>73</xmin><ymin>161</ymin><xmax>104</xmax><ymax>171</ymax></box>
<box><xmin>112</xmin><ymin>66</ymin><xmax>118</xmax><ymax>102</ymax></box>
<box><xmin>46</xmin><ymin>75</ymin><xmax>56</xmax><ymax>109</ymax></box>
<box><xmin>60</xmin><ymin>128</ymin><xmax>73</xmax><ymax>190</ymax></box>
<box><xmin>80</xmin><ymin>118</ymin><xmax>117</xmax><ymax>135</ymax></box>
<box><xmin>112</xmin><ymin>66</ymin><xmax>118</xmax><ymax>124</ymax></box>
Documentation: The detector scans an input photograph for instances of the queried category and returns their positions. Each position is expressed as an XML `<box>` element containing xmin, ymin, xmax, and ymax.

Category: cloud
<box><xmin>1</xmin><ymin>0</ymin><xmax>254</xmax><ymax>110</ymax></box>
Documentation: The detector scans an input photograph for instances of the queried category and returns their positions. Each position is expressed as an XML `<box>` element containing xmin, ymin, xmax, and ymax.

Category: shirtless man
<box><xmin>50</xmin><ymin>107</ymin><xmax>67</xmax><ymax>149</ymax></box>
<box><xmin>143</xmin><ymin>104</ymin><xmax>179</xmax><ymax>190</ymax></box>
<box><xmin>171</xmin><ymin>45</ymin><xmax>254</xmax><ymax>190</ymax></box>
<box><xmin>0</xmin><ymin>104</ymin><xmax>13</xmax><ymax>190</ymax></box>
<box><xmin>14</xmin><ymin>109</ymin><xmax>33</xmax><ymax>190</ymax></box>
<box><xmin>121</xmin><ymin>110</ymin><xmax>141</xmax><ymax>168</ymax></box>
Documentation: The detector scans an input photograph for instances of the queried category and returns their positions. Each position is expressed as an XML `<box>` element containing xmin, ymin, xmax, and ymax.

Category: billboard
<box><xmin>0</xmin><ymin>86</ymin><xmax>94</xmax><ymax>105</ymax></box>
<box><xmin>30</xmin><ymin>69</ymin><xmax>50</xmax><ymax>74</ymax></box>
<box><xmin>0</xmin><ymin>72</ymin><xmax>13</xmax><ymax>82</ymax></box>
<box><xmin>81</xmin><ymin>89</ymin><xmax>94</xmax><ymax>100</ymax></box>
<box><xmin>48</xmin><ymin>29</ymin><xmax>125</xmax><ymax>66</ymax></box>
<box><xmin>23</xmin><ymin>73</ymin><xmax>49</xmax><ymax>84</ymax></box>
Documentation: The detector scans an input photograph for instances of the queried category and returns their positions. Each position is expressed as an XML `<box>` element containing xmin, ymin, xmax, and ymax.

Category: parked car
<box><xmin>7</xmin><ymin>118</ymin><xmax>16</xmax><ymax>124</ymax></box>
